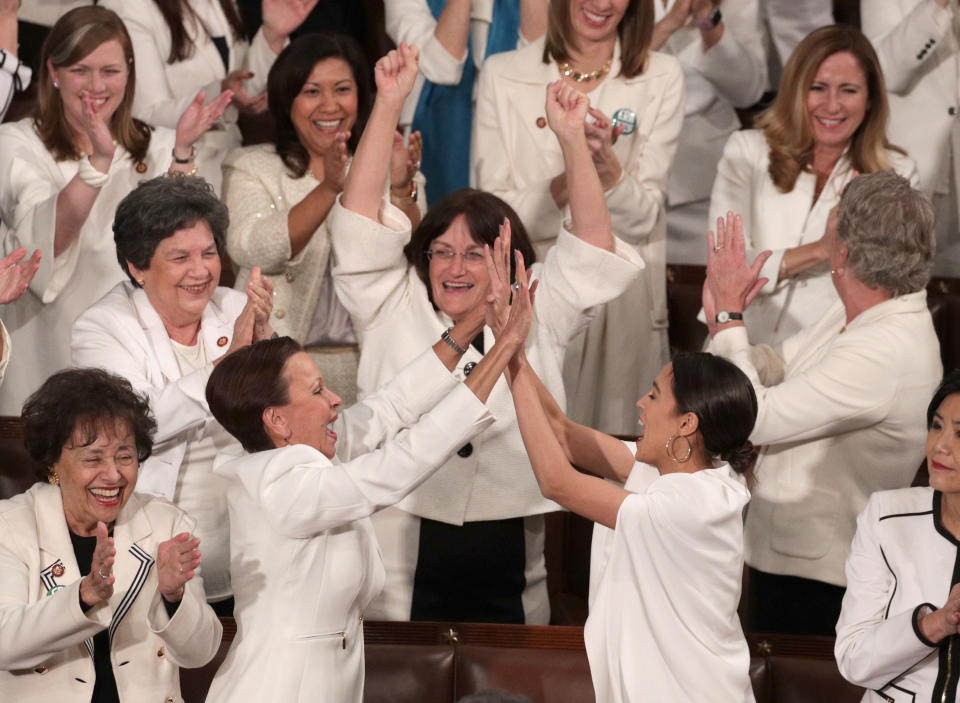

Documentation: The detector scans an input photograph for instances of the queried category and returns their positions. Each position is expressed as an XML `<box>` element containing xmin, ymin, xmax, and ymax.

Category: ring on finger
<box><xmin>98</xmin><ymin>567</ymin><xmax>109</xmax><ymax>579</ymax></box>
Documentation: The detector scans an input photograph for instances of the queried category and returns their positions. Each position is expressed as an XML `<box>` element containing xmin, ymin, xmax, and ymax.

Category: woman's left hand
<box><xmin>704</xmin><ymin>212</ymin><xmax>771</xmax><ymax>334</ymax></box>
<box><xmin>584</xmin><ymin>107</ymin><xmax>624</xmax><ymax>191</ymax></box>
<box><xmin>157</xmin><ymin>532</ymin><xmax>202</xmax><ymax>603</ymax></box>
<box><xmin>498</xmin><ymin>250</ymin><xmax>537</xmax><ymax>351</ymax></box>
<box><xmin>174</xmin><ymin>90</ymin><xmax>234</xmax><ymax>158</ymax></box>
<box><xmin>390</xmin><ymin>130</ymin><xmax>422</xmax><ymax>192</ymax></box>
<box><xmin>545</xmin><ymin>80</ymin><xmax>589</xmax><ymax>146</ymax></box>
<box><xmin>261</xmin><ymin>0</ymin><xmax>320</xmax><ymax>53</ymax></box>
<box><xmin>248</xmin><ymin>267</ymin><xmax>275</xmax><ymax>341</ymax></box>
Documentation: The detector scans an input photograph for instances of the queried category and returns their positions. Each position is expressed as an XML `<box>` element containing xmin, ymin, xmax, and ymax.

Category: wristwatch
<box><xmin>715</xmin><ymin>311</ymin><xmax>743</xmax><ymax>324</ymax></box>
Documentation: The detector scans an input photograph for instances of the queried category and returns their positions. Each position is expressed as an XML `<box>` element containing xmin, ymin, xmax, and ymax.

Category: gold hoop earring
<box><xmin>665</xmin><ymin>434</ymin><xmax>692</xmax><ymax>464</ymax></box>
<box><xmin>48</xmin><ymin>472</ymin><xmax>61</xmax><ymax>486</ymax></box>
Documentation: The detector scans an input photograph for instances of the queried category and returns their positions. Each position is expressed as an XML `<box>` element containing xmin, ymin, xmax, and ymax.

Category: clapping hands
<box><xmin>0</xmin><ymin>248</ymin><xmax>41</xmax><ymax>305</ymax></box>
<box><xmin>157</xmin><ymin>532</ymin><xmax>202</xmax><ymax>604</ymax></box>
<box><xmin>79</xmin><ymin>522</ymin><xmax>116</xmax><ymax>607</ymax></box>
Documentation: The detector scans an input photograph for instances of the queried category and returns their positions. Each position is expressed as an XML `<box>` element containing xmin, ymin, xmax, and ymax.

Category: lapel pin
<box><xmin>217</xmin><ymin>336</ymin><xmax>228</xmax><ymax>347</ymax></box>
<box><xmin>52</xmin><ymin>563</ymin><xmax>65</xmax><ymax>577</ymax></box>
<box><xmin>536</xmin><ymin>117</ymin><xmax>546</xmax><ymax>128</ymax></box>
<box><xmin>135</xmin><ymin>161</ymin><xmax>148</xmax><ymax>174</ymax></box>
<box><xmin>612</xmin><ymin>108</ymin><xmax>637</xmax><ymax>135</ymax></box>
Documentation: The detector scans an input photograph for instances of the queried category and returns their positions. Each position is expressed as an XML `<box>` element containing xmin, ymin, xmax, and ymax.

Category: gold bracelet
<box><xmin>778</xmin><ymin>256</ymin><xmax>788</xmax><ymax>282</ymax></box>
<box><xmin>390</xmin><ymin>179</ymin><xmax>418</xmax><ymax>206</ymax></box>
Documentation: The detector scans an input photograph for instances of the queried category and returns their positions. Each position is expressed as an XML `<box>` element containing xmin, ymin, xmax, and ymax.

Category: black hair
<box><xmin>927</xmin><ymin>369</ymin><xmax>960</xmax><ymax>429</ymax></box>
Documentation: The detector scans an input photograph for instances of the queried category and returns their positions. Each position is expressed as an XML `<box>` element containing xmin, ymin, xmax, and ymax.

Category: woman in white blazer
<box><xmin>709</xmin><ymin>25</ymin><xmax>917</xmax><ymax>347</ymax></box>
<box><xmin>649</xmin><ymin>0</ymin><xmax>768</xmax><ymax>266</ymax></box>
<box><xmin>704</xmin><ymin>171</ymin><xmax>942</xmax><ymax>635</ymax></box>
<box><xmin>473</xmin><ymin>0</ymin><xmax>684</xmax><ymax>434</ymax></box>
<box><xmin>835</xmin><ymin>372</ymin><xmax>960</xmax><ymax>703</ymax></box>
<box><xmin>98</xmin><ymin>0</ymin><xmax>317</xmax><ymax>191</ymax></box>
<box><xmin>203</xmin><ymin>275</ymin><xmax>534</xmax><ymax>703</ymax></box>
<box><xmin>0</xmin><ymin>368</ymin><xmax>222</xmax><ymax>702</ymax></box>
<box><xmin>862</xmin><ymin>0</ymin><xmax>960</xmax><ymax>276</ymax></box>
<box><xmin>0</xmin><ymin>6</ymin><xmax>230</xmax><ymax>417</ymax></box>
<box><xmin>333</xmin><ymin>47</ymin><xmax>643</xmax><ymax>623</ymax></box>
<box><xmin>72</xmin><ymin>176</ymin><xmax>274</xmax><ymax>609</ymax></box>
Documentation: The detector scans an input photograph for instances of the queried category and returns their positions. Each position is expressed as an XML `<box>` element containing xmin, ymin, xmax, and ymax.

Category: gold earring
<box><xmin>137</xmin><ymin>279</ymin><xmax>145</xmax><ymax>287</ymax></box>
<box><xmin>665</xmin><ymin>434</ymin><xmax>692</xmax><ymax>464</ymax></box>
<box><xmin>48</xmin><ymin>472</ymin><xmax>60</xmax><ymax>486</ymax></box>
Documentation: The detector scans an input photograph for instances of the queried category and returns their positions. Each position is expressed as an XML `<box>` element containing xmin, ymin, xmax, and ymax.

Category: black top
<box><xmin>69</xmin><ymin>531</ymin><xmax>120</xmax><ymax>703</ymax></box>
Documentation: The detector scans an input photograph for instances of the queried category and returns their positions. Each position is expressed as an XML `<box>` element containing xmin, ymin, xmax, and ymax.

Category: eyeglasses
<box><xmin>426</xmin><ymin>248</ymin><xmax>486</xmax><ymax>266</ymax></box>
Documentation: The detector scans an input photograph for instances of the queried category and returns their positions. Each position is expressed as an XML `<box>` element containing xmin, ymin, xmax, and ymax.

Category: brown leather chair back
<box><xmin>0</xmin><ymin>416</ymin><xmax>38</xmax><ymax>500</ymax></box>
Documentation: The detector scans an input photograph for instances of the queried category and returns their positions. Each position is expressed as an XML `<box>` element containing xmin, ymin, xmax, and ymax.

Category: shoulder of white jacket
<box><xmin>223</xmin><ymin>142</ymin><xmax>279</xmax><ymax>169</ymax></box>
<box><xmin>483</xmin><ymin>38</ymin><xmax>551</xmax><ymax>82</ymax></box>
<box><xmin>868</xmin><ymin>485</ymin><xmax>935</xmax><ymax>517</ymax></box>
<box><xmin>643</xmin><ymin>50</ymin><xmax>683</xmax><ymax>81</ymax></box>
<box><xmin>0</xmin><ymin>483</ymin><xmax>45</xmax><ymax>520</ymax></box>
<box><xmin>75</xmin><ymin>281</ymin><xmax>137</xmax><ymax>323</ymax></box>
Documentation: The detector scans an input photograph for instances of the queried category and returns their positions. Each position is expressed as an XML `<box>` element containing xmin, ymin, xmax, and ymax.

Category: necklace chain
<box><xmin>558</xmin><ymin>57</ymin><xmax>613</xmax><ymax>83</ymax></box>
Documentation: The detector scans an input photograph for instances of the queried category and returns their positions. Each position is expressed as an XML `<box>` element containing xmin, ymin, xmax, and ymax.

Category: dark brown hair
<box><xmin>402</xmin><ymin>189</ymin><xmax>537</xmax><ymax>308</ymax></box>
<box><xmin>22</xmin><ymin>368</ymin><xmax>157</xmax><ymax>481</ymax></box>
<box><xmin>268</xmin><ymin>32</ymin><xmax>373</xmax><ymax>178</ymax></box>
<box><xmin>671</xmin><ymin>352</ymin><xmax>759</xmax><ymax>479</ymax></box>
<box><xmin>207</xmin><ymin>337</ymin><xmax>304</xmax><ymax>453</ymax></box>
<box><xmin>543</xmin><ymin>0</ymin><xmax>654</xmax><ymax>79</ymax></box>
<box><xmin>154</xmin><ymin>0</ymin><xmax>246</xmax><ymax>63</ymax></box>
<box><xmin>928</xmin><ymin>370</ymin><xmax>960</xmax><ymax>429</ymax></box>
<box><xmin>34</xmin><ymin>6</ymin><xmax>152</xmax><ymax>163</ymax></box>
<box><xmin>756</xmin><ymin>24</ymin><xmax>899</xmax><ymax>193</ymax></box>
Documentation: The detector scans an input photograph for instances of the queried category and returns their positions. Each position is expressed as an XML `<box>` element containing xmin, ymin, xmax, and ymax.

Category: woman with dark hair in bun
<box><xmin>501</xmin><ymin>253</ymin><xmax>758</xmax><ymax>701</ymax></box>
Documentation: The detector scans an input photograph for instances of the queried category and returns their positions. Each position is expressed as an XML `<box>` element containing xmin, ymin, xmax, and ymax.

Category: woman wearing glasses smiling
<box><xmin>330</xmin><ymin>44</ymin><xmax>644</xmax><ymax>625</ymax></box>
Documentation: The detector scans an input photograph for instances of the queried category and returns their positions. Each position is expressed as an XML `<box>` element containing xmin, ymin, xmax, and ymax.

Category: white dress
<box><xmin>586</xmin><ymin>448</ymin><xmax>754</xmax><ymax>703</ymax></box>
<box><xmin>99</xmin><ymin>0</ymin><xmax>278</xmax><ymax>192</ymax></box>
<box><xmin>708</xmin><ymin>129</ymin><xmax>919</xmax><ymax>346</ymax></box>
<box><xmin>205</xmin><ymin>349</ymin><xmax>494</xmax><ymax>703</ymax></box>
<box><xmin>473</xmin><ymin>37</ymin><xmax>685</xmax><ymax>433</ymax></box>
<box><xmin>330</xmin><ymin>198</ymin><xmax>643</xmax><ymax>620</ymax></box>
<box><xmin>0</xmin><ymin>119</ymin><xmax>175</xmax><ymax>414</ymax></box>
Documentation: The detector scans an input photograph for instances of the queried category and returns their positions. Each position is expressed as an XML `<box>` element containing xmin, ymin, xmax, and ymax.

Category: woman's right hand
<box><xmin>498</xmin><ymin>250</ymin><xmax>536</xmax><ymax>352</ymax></box>
<box><xmin>221</xmin><ymin>69</ymin><xmax>268</xmax><ymax>115</ymax></box>
<box><xmin>920</xmin><ymin>583</ymin><xmax>960</xmax><ymax>643</ymax></box>
<box><xmin>79</xmin><ymin>522</ymin><xmax>115</xmax><ymax>607</ymax></box>
<box><xmin>374</xmin><ymin>43</ymin><xmax>420</xmax><ymax>107</ymax></box>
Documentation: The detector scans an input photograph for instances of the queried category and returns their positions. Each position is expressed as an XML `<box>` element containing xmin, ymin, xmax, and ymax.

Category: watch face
<box><xmin>717</xmin><ymin>311</ymin><xmax>730</xmax><ymax>324</ymax></box>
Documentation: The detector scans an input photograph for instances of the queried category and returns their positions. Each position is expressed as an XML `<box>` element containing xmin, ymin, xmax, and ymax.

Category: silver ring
<box><xmin>97</xmin><ymin>567</ymin><xmax>109</xmax><ymax>579</ymax></box>
<box><xmin>511</xmin><ymin>282</ymin><xmax>520</xmax><ymax>291</ymax></box>
<box><xmin>413</xmin><ymin>160</ymin><xmax>421</xmax><ymax>169</ymax></box>
<box><xmin>713</xmin><ymin>245</ymin><xmax>721</xmax><ymax>253</ymax></box>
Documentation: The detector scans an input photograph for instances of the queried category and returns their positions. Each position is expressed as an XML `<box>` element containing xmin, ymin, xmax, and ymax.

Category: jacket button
<box><xmin>275</xmin><ymin>309</ymin><xmax>286</xmax><ymax>319</ymax></box>
<box><xmin>284</xmin><ymin>270</ymin><xmax>296</xmax><ymax>283</ymax></box>
<box><xmin>950</xmin><ymin>107</ymin><xmax>957</xmax><ymax>116</ymax></box>
<box><xmin>33</xmin><ymin>666</ymin><xmax>47</xmax><ymax>674</ymax></box>
<box><xmin>157</xmin><ymin>646</ymin><xmax>165</xmax><ymax>658</ymax></box>
<box><xmin>457</xmin><ymin>443</ymin><xmax>473</xmax><ymax>458</ymax></box>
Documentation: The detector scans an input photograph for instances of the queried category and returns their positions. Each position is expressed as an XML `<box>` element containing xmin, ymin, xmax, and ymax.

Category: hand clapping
<box><xmin>0</xmin><ymin>248</ymin><xmax>41</xmax><ymax>305</ymax></box>
<box><xmin>80</xmin><ymin>521</ymin><xmax>116</xmax><ymax>607</ymax></box>
<box><xmin>157</xmin><ymin>532</ymin><xmax>202</xmax><ymax>603</ymax></box>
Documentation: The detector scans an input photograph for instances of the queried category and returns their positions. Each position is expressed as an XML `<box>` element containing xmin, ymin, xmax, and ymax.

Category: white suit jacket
<box><xmin>0</xmin><ymin>120</ymin><xmax>176</xmax><ymax>415</ymax></box>
<box><xmin>709</xmin><ymin>129</ymin><xmax>918</xmax><ymax>345</ymax></box>
<box><xmin>99</xmin><ymin>0</ymin><xmax>277</xmax><ymax>191</ymax></box>
<box><xmin>862</xmin><ymin>0</ymin><xmax>958</xmax><ymax>198</ymax></box>
<box><xmin>709</xmin><ymin>291</ymin><xmax>942</xmax><ymax>586</ymax></box>
<box><xmin>205</xmin><ymin>349</ymin><xmax>495</xmax><ymax>703</ymax></box>
<box><xmin>835</xmin><ymin>487</ymin><xmax>952</xmax><ymax>703</ymax></box>
<box><xmin>71</xmin><ymin>282</ymin><xmax>247</xmax><ymax>500</ymax></box>
<box><xmin>654</xmin><ymin>0</ymin><xmax>767</xmax><ymax>207</ymax></box>
<box><xmin>330</xmin><ymin>199</ymin><xmax>643</xmax><ymax>522</ymax></box>
<box><xmin>0</xmin><ymin>484</ymin><xmax>222</xmax><ymax>702</ymax></box>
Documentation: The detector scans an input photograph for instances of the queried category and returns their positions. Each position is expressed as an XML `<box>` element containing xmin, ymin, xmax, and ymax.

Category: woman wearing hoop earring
<box><xmin>498</xmin><ymin>246</ymin><xmax>759</xmax><ymax>702</ymax></box>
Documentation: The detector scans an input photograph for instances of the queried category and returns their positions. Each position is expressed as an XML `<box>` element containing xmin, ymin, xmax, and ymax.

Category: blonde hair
<box><xmin>755</xmin><ymin>25</ymin><xmax>900</xmax><ymax>193</ymax></box>
<box><xmin>542</xmin><ymin>0</ymin><xmax>654</xmax><ymax>79</ymax></box>
<box><xmin>34</xmin><ymin>6</ymin><xmax>151</xmax><ymax>163</ymax></box>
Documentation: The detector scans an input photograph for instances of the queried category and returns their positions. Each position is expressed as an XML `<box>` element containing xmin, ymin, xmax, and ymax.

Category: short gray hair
<box><xmin>113</xmin><ymin>175</ymin><xmax>228</xmax><ymax>287</ymax></box>
<box><xmin>837</xmin><ymin>170</ymin><xmax>935</xmax><ymax>297</ymax></box>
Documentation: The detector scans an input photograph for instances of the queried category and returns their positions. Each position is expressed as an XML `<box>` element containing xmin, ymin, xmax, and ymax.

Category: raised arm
<box><xmin>385</xmin><ymin>0</ymin><xmax>467</xmax><ymax>86</ymax></box>
<box><xmin>342</xmin><ymin>43</ymin><xmax>420</xmax><ymax>222</ymax></box>
<box><xmin>544</xmin><ymin>81</ymin><xmax>613</xmax><ymax>251</ymax></box>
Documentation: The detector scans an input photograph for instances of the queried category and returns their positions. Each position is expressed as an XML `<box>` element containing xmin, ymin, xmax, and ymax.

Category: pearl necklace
<box><xmin>558</xmin><ymin>57</ymin><xmax>612</xmax><ymax>83</ymax></box>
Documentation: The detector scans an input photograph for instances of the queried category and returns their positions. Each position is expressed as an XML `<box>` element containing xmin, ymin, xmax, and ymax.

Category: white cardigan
<box><xmin>0</xmin><ymin>484</ymin><xmax>222</xmax><ymax>702</ymax></box>
<box><xmin>99</xmin><ymin>0</ymin><xmax>277</xmax><ymax>191</ymax></box>
<box><xmin>709</xmin><ymin>292</ymin><xmax>942</xmax><ymax>586</ymax></box>
<box><xmin>0</xmin><ymin>120</ymin><xmax>176</xmax><ymax>415</ymax></box>
<box><xmin>473</xmin><ymin>37</ymin><xmax>684</xmax><ymax>432</ymax></box>
<box><xmin>205</xmin><ymin>349</ymin><xmax>495</xmax><ymax>703</ymax></box>
<box><xmin>836</xmin><ymin>487</ymin><xmax>954</xmax><ymax>703</ymax></box>
<box><xmin>708</xmin><ymin>129</ymin><xmax>918</xmax><ymax>346</ymax></box>
<box><xmin>330</xmin><ymin>199</ymin><xmax>643</xmax><ymax>523</ymax></box>
<box><xmin>587</xmin><ymin>454</ymin><xmax>754</xmax><ymax>703</ymax></box>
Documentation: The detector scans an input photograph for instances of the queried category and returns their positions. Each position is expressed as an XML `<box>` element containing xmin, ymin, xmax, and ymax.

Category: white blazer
<box><xmin>99</xmin><ymin>0</ymin><xmax>277</xmax><ymax>191</ymax></box>
<box><xmin>709</xmin><ymin>129</ymin><xmax>918</xmax><ymax>346</ymax></box>
<box><xmin>0</xmin><ymin>120</ymin><xmax>176</xmax><ymax>415</ymax></box>
<box><xmin>862</xmin><ymin>0</ymin><xmax>959</xmax><ymax>198</ymax></box>
<box><xmin>205</xmin><ymin>349</ymin><xmax>495</xmax><ymax>703</ymax></box>
<box><xmin>472</xmin><ymin>36</ymin><xmax>684</xmax><ymax>432</ymax></box>
<box><xmin>708</xmin><ymin>292</ymin><xmax>942</xmax><ymax>586</ymax></box>
<box><xmin>0</xmin><ymin>484</ymin><xmax>222</xmax><ymax>702</ymax></box>
<box><xmin>71</xmin><ymin>282</ymin><xmax>246</xmax><ymax>501</ymax></box>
